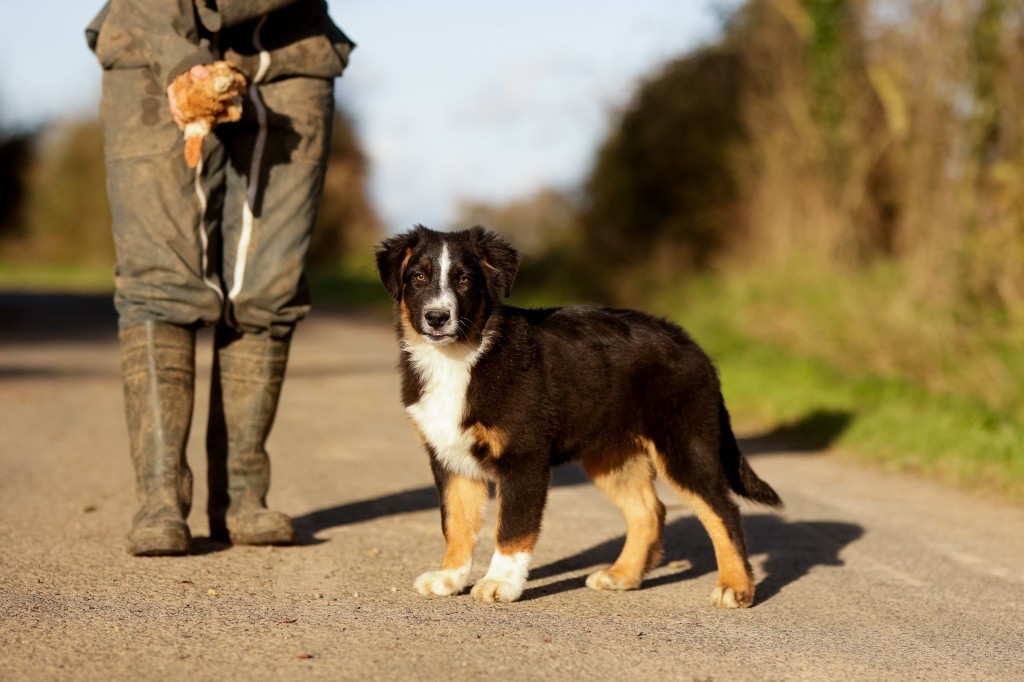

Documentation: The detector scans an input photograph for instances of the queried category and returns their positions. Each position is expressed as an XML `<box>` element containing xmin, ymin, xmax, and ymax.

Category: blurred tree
<box><xmin>454</xmin><ymin>186</ymin><xmax>591</xmax><ymax>298</ymax></box>
<box><xmin>454</xmin><ymin>187</ymin><xmax>578</xmax><ymax>257</ymax></box>
<box><xmin>580</xmin><ymin>45</ymin><xmax>747</xmax><ymax>288</ymax></box>
<box><xmin>11</xmin><ymin>121</ymin><xmax>114</xmax><ymax>265</ymax></box>
<box><xmin>310</xmin><ymin>109</ymin><xmax>382</xmax><ymax>265</ymax></box>
<box><xmin>0</xmin><ymin>127</ymin><xmax>34</xmax><ymax>239</ymax></box>
<box><xmin>969</xmin><ymin>0</ymin><xmax>1006</xmax><ymax>166</ymax></box>
<box><xmin>963</xmin><ymin>0</ymin><xmax>1024</xmax><ymax>310</ymax></box>
<box><xmin>802</xmin><ymin>0</ymin><xmax>855</xmax><ymax>191</ymax></box>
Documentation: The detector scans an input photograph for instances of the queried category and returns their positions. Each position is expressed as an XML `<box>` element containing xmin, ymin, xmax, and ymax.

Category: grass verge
<box><xmin>307</xmin><ymin>260</ymin><xmax>392</xmax><ymax>312</ymax></box>
<box><xmin>0</xmin><ymin>262</ymin><xmax>114</xmax><ymax>292</ymax></box>
<box><xmin>659</xmin><ymin>276</ymin><xmax>1024</xmax><ymax>505</ymax></box>
<box><xmin>0</xmin><ymin>259</ymin><xmax>393</xmax><ymax>311</ymax></box>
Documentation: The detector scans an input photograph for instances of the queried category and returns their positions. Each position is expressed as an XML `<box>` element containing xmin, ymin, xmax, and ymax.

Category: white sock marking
<box><xmin>472</xmin><ymin>550</ymin><xmax>531</xmax><ymax>603</ymax></box>
<box><xmin>414</xmin><ymin>560</ymin><xmax>473</xmax><ymax>597</ymax></box>
<box><xmin>481</xmin><ymin>550</ymin><xmax>531</xmax><ymax>584</ymax></box>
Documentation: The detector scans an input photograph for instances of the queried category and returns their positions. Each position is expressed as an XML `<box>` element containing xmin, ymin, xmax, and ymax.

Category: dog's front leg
<box><xmin>471</xmin><ymin>465</ymin><xmax>549</xmax><ymax>604</ymax></box>
<box><xmin>415</xmin><ymin>472</ymin><xmax>488</xmax><ymax>596</ymax></box>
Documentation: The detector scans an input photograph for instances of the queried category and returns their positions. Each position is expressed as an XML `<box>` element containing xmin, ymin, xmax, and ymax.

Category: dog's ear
<box><xmin>469</xmin><ymin>226</ymin><xmax>519</xmax><ymax>300</ymax></box>
<box><xmin>375</xmin><ymin>226</ymin><xmax>425</xmax><ymax>300</ymax></box>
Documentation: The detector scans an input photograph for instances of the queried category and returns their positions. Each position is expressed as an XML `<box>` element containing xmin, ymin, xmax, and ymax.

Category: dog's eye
<box><xmin>413</xmin><ymin>273</ymin><xmax>427</xmax><ymax>283</ymax></box>
<box><xmin>457</xmin><ymin>275</ymin><xmax>471</xmax><ymax>285</ymax></box>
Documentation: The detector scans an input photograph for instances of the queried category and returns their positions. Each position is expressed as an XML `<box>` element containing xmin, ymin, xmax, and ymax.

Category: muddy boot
<box><xmin>207</xmin><ymin>325</ymin><xmax>295</xmax><ymax>545</ymax></box>
<box><xmin>120</xmin><ymin>322</ymin><xmax>195</xmax><ymax>556</ymax></box>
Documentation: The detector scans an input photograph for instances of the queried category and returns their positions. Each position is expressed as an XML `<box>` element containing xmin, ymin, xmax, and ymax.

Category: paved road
<box><xmin>2</xmin><ymin>294</ymin><xmax>1023</xmax><ymax>680</ymax></box>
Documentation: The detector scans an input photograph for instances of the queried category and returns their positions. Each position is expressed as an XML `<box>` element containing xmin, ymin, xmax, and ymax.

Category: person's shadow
<box><xmin>292</xmin><ymin>485</ymin><xmax>438</xmax><ymax>544</ymax></box>
<box><xmin>290</xmin><ymin>464</ymin><xmax>591</xmax><ymax>545</ymax></box>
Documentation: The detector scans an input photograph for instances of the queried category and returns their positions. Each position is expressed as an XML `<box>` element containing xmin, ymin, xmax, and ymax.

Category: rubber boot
<box><xmin>120</xmin><ymin>322</ymin><xmax>195</xmax><ymax>556</ymax></box>
<box><xmin>207</xmin><ymin>325</ymin><xmax>295</xmax><ymax>545</ymax></box>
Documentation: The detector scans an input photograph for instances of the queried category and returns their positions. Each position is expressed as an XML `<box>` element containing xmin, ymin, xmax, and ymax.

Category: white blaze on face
<box><xmin>439</xmin><ymin>243</ymin><xmax>452</xmax><ymax>294</ymax></box>
<box><xmin>423</xmin><ymin>243</ymin><xmax>458</xmax><ymax>336</ymax></box>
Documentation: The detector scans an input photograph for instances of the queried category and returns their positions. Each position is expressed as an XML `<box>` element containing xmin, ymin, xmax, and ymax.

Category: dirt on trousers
<box><xmin>1</xmin><ymin>293</ymin><xmax>1023</xmax><ymax>681</ymax></box>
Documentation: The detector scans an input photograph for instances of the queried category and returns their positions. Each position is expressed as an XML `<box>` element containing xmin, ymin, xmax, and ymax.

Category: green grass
<box><xmin>307</xmin><ymin>259</ymin><xmax>392</xmax><ymax>312</ymax></box>
<box><xmin>705</xmin><ymin>320</ymin><xmax>1022</xmax><ymax>498</ymax></box>
<box><xmin>0</xmin><ymin>258</ymin><xmax>394</xmax><ymax>311</ymax></box>
<box><xmin>0</xmin><ymin>262</ymin><xmax>115</xmax><ymax>292</ymax></box>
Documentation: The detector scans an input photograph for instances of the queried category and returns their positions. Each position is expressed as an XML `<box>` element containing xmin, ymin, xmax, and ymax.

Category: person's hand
<box><xmin>166</xmin><ymin>65</ymin><xmax>210</xmax><ymax>127</ymax></box>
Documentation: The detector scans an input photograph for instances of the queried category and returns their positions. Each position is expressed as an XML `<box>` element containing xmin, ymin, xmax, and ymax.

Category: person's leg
<box><xmin>206</xmin><ymin>76</ymin><xmax>334</xmax><ymax>544</ymax></box>
<box><xmin>101</xmin><ymin>67</ymin><xmax>227</xmax><ymax>554</ymax></box>
<box><xmin>119</xmin><ymin>322</ymin><xmax>195</xmax><ymax>555</ymax></box>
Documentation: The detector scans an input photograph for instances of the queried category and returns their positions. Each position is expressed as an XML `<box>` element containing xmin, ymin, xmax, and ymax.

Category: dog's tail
<box><xmin>719</xmin><ymin>399</ymin><xmax>784</xmax><ymax>509</ymax></box>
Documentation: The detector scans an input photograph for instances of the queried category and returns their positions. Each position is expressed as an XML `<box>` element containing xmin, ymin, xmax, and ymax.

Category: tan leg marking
<box><xmin>440</xmin><ymin>476</ymin><xmax>488</xmax><ymax>570</ymax></box>
<box><xmin>682</xmin><ymin>492</ymin><xmax>754</xmax><ymax>607</ymax></box>
<box><xmin>415</xmin><ymin>476</ymin><xmax>488</xmax><ymax>597</ymax></box>
<box><xmin>642</xmin><ymin>437</ymin><xmax>755</xmax><ymax>608</ymax></box>
<box><xmin>584</xmin><ymin>452</ymin><xmax>666</xmax><ymax>591</ymax></box>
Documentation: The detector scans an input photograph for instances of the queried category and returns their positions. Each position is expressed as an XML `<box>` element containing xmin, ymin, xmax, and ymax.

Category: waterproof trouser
<box><xmin>101</xmin><ymin>66</ymin><xmax>334</xmax><ymax>337</ymax></box>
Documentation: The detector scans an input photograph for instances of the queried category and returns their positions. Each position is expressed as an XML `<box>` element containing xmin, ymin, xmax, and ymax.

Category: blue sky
<box><xmin>0</xmin><ymin>1</ymin><xmax>736</xmax><ymax>232</ymax></box>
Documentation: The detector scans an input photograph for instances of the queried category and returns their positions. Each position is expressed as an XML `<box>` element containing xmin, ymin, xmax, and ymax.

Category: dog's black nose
<box><xmin>424</xmin><ymin>310</ymin><xmax>451</xmax><ymax>329</ymax></box>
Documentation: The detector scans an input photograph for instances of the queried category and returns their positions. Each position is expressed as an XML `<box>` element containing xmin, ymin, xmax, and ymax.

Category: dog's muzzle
<box><xmin>421</xmin><ymin>307</ymin><xmax>458</xmax><ymax>342</ymax></box>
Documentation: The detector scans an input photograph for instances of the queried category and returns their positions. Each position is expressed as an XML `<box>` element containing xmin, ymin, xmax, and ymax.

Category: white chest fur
<box><xmin>404</xmin><ymin>338</ymin><xmax>490</xmax><ymax>480</ymax></box>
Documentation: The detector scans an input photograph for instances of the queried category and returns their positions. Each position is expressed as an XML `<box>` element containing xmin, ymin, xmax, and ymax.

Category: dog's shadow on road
<box><xmin>523</xmin><ymin>514</ymin><xmax>863</xmax><ymax>605</ymax></box>
<box><xmin>294</xmin><ymin>466</ymin><xmax>863</xmax><ymax>606</ymax></box>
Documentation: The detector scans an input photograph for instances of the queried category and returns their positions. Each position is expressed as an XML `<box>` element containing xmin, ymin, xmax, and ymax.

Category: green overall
<box><xmin>86</xmin><ymin>1</ymin><xmax>354</xmax><ymax>554</ymax></box>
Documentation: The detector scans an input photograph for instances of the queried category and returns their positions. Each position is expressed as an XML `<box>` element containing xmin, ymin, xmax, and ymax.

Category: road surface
<box><xmin>1</xmin><ymin>293</ymin><xmax>1023</xmax><ymax>680</ymax></box>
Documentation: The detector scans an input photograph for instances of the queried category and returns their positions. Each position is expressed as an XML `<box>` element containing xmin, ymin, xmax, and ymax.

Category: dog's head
<box><xmin>375</xmin><ymin>225</ymin><xmax>519</xmax><ymax>347</ymax></box>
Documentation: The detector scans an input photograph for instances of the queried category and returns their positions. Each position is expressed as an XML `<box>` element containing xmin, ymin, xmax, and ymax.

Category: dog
<box><xmin>375</xmin><ymin>225</ymin><xmax>782</xmax><ymax>608</ymax></box>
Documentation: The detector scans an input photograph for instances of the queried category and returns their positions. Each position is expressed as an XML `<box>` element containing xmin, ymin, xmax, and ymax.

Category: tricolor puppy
<box><xmin>375</xmin><ymin>225</ymin><xmax>782</xmax><ymax>608</ymax></box>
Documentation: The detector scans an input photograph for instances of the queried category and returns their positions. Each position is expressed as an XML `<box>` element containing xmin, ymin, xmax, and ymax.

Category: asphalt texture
<box><xmin>1</xmin><ymin>293</ymin><xmax>1023</xmax><ymax>680</ymax></box>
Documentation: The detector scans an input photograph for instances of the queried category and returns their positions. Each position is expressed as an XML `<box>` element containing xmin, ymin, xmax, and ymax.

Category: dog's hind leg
<box><xmin>415</xmin><ymin>474</ymin><xmax>488</xmax><ymax>597</ymax></box>
<box><xmin>644</xmin><ymin>437</ymin><xmax>756</xmax><ymax>608</ymax></box>
<box><xmin>682</xmin><ymin>489</ymin><xmax>754</xmax><ymax>608</ymax></box>
<box><xmin>582</xmin><ymin>452</ymin><xmax>666</xmax><ymax>591</ymax></box>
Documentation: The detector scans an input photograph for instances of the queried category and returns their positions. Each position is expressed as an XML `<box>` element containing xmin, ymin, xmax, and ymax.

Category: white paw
<box><xmin>471</xmin><ymin>550</ymin><xmax>530</xmax><ymax>603</ymax></box>
<box><xmin>710</xmin><ymin>585</ymin><xmax>752</xmax><ymax>609</ymax></box>
<box><xmin>585</xmin><ymin>568</ymin><xmax>641</xmax><ymax>591</ymax></box>
<box><xmin>413</xmin><ymin>566</ymin><xmax>469</xmax><ymax>597</ymax></box>
<box><xmin>471</xmin><ymin>578</ymin><xmax>524</xmax><ymax>603</ymax></box>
